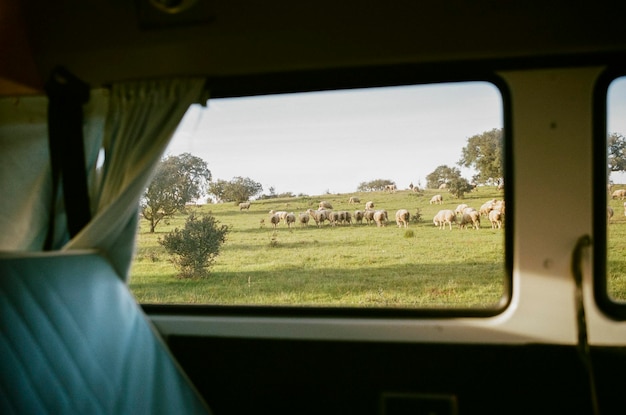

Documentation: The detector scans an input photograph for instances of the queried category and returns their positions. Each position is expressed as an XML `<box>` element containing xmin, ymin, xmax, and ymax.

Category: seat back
<box><xmin>0</xmin><ymin>251</ymin><xmax>211</xmax><ymax>414</ymax></box>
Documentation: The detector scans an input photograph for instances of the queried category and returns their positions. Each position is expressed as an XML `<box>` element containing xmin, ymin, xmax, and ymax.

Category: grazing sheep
<box><xmin>327</xmin><ymin>211</ymin><xmax>341</xmax><ymax>226</ymax></box>
<box><xmin>459</xmin><ymin>210</ymin><xmax>481</xmax><ymax>230</ymax></box>
<box><xmin>493</xmin><ymin>200</ymin><xmax>505</xmax><ymax>215</ymax></box>
<box><xmin>384</xmin><ymin>184</ymin><xmax>397</xmax><ymax>193</ymax></box>
<box><xmin>337</xmin><ymin>211</ymin><xmax>346</xmax><ymax>224</ymax></box>
<box><xmin>489</xmin><ymin>209</ymin><xmax>503</xmax><ymax>229</ymax></box>
<box><xmin>353</xmin><ymin>210</ymin><xmax>364</xmax><ymax>224</ymax></box>
<box><xmin>269</xmin><ymin>209</ymin><xmax>288</xmax><ymax>221</ymax></box>
<box><xmin>365</xmin><ymin>201</ymin><xmax>374</xmax><ymax>210</ymax></box>
<box><xmin>438</xmin><ymin>183</ymin><xmax>448</xmax><ymax>190</ymax></box>
<box><xmin>319</xmin><ymin>201</ymin><xmax>333</xmax><ymax>209</ymax></box>
<box><xmin>298</xmin><ymin>213</ymin><xmax>310</xmax><ymax>226</ymax></box>
<box><xmin>269</xmin><ymin>213</ymin><xmax>281</xmax><ymax>228</ymax></box>
<box><xmin>612</xmin><ymin>189</ymin><xmax>626</xmax><ymax>200</ymax></box>
<box><xmin>374</xmin><ymin>210</ymin><xmax>388</xmax><ymax>227</ymax></box>
<box><xmin>363</xmin><ymin>209</ymin><xmax>376</xmax><ymax>225</ymax></box>
<box><xmin>608</xmin><ymin>206</ymin><xmax>614</xmax><ymax>221</ymax></box>
<box><xmin>430</xmin><ymin>194</ymin><xmax>443</xmax><ymax>205</ymax></box>
<box><xmin>306</xmin><ymin>209</ymin><xmax>329</xmax><ymax>227</ymax></box>
<box><xmin>454</xmin><ymin>204</ymin><xmax>469</xmax><ymax>216</ymax></box>
<box><xmin>285</xmin><ymin>212</ymin><xmax>296</xmax><ymax>228</ymax></box>
<box><xmin>239</xmin><ymin>201</ymin><xmax>251</xmax><ymax>211</ymax></box>
<box><xmin>479</xmin><ymin>200</ymin><xmax>496</xmax><ymax>217</ymax></box>
<box><xmin>433</xmin><ymin>209</ymin><xmax>456</xmax><ymax>230</ymax></box>
<box><xmin>336</xmin><ymin>211</ymin><xmax>352</xmax><ymax>225</ymax></box>
<box><xmin>348</xmin><ymin>196</ymin><xmax>360</xmax><ymax>204</ymax></box>
<box><xmin>395</xmin><ymin>209</ymin><xmax>410</xmax><ymax>228</ymax></box>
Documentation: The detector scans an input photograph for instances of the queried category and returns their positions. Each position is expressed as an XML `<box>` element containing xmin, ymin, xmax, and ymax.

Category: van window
<box><xmin>606</xmin><ymin>76</ymin><xmax>626</xmax><ymax>302</ymax></box>
<box><xmin>130</xmin><ymin>81</ymin><xmax>508</xmax><ymax>312</ymax></box>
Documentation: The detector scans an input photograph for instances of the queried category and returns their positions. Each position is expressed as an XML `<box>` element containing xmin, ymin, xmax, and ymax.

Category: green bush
<box><xmin>159</xmin><ymin>212</ymin><xmax>230</xmax><ymax>278</ymax></box>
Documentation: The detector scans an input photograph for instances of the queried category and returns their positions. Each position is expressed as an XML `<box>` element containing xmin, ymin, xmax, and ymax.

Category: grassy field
<box><xmin>607</xmin><ymin>188</ymin><xmax>626</xmax><ymax>301</ymax></box>
<box><xmin>130</xmin><ymin>186</ymin><xmax>508</xmax><ymax>309</ymax></box>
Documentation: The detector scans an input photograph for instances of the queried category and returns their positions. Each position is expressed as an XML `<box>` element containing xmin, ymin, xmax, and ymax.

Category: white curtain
<box><xmin>0</xmin><ymin>77</ymin><xmax>206</xmax><ymax>280</ymax></box>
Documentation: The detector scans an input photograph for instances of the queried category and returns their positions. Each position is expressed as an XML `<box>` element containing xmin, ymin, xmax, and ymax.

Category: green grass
<box><xmin>607</xmin><ymin>189</ymin><xmax>626</xmax><ymax>301</ymax></box>
<box><xmin>130</xmin><ymin>187</ymin><xmax>507</xmax><ymax>308</ymax></box>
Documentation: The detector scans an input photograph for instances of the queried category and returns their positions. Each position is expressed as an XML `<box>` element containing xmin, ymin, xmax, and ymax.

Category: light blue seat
<box><xmin>0</xmin><ymin>251</ymin><xmax>211</xmax><ymax>415</ymax></box>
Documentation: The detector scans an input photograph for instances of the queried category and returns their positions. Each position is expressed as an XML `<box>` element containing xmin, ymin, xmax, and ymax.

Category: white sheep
<box><xmin>319</xmin><ymin>201</ymin><xmax>333</xmax><ymax>209</ymax></box>
<box><xmin>612</xmin><ymin>189</ymin><xmax>626</xmax><ymax>200</ymax></box>
<box><xmin>348</xmin><ymin>196</ymin><xmax>360</xmax><ymax>204</ymax></box>
<box><xmin>327</xmin><ymin>211</ymin><xmax>340</xmax><ymax>226</ymax></box>
<box><xmin>459</xmin><ymin>210</ymin><xmax>480</xmax><ymax>230</ymax></box>
<box><xmin>433</xmin><ymin>209</ymin><xmax>456</xmax><ymax>230</ymax></box>
<box><xmin>374</xmin><ymin>210</ymin><xmax>388</xmax><ymax>227</ymax></box>
<box><xmin>365</xmin><ymin>201</ymin><xmax>374</xmax><ymax>210</ymax></box>
<box><xmin>269</xmin><ymin>213</ymin><xmax>281</xmax><ymax>228</ymax></box>
<box><xmin>489</xmin><ymin>209</ymin><xmax>503</xmax><ymax>229</ymax></box>
<box><xmin>493</xmin><ymin>200</ymin><xmax>505</xmax><ymax>215</ymax></box>
<box><xmin>454</xmin><ymin>204</ymin><xmax>468</xmax><ymax>216</ymax></box>
<box><xmin>285</xmin><ymin>212</ymin><xmax>296</xmax><ymax>228</ymax></box>
<box><xmin>340</xmin><ymin>211</ymin><xmax>352</xmax><ymax>225</ymax></box>
<box><xmin>395</xmin><ymin>209</ymin><xmax>410</xmax><ymax>228</ymax></box>
<box><xmin>298</xmin><ymin>212</ymin><xmax>310</xmax><ymax>226</ymax></box>
<box><xmin>479</xmin><ymin>200</ymin><xmax>495</xmax><ymax>217</ymax></box>
<box><xmin>363</xmin><ymin>209</ymin><xmax>376</xmax><ymax>225</ymax></box>
<box><xmin>239</xmin><ymin>201</ymin><xmax>251</xmax><ymax>211</ymax></box>
<box><xmin>306</xmin><ymin>209</ymin><xmax>328</xmax><ymax>227</ymax></box>
<box><xmin>353</xmin><ymin>210</ymin><xmax>364</xmax><ymax>224</ymax></box>
<box><xmin>430</xmin><ymin>194</ymin><xmax>443</xmax><ymax>205</ymax></box>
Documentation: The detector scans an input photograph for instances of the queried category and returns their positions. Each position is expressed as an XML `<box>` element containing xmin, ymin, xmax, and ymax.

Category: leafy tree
<box><xmin>426</xmin><ymin>165</ymin><xmax>462</xmax><ymax>189</ymax></box>
<box><xmin>458</xmin><ymin>128</ymin><xmax>503</xmax><ymax>184</ymax></box>
<box><xmin>608</xmin><ymin>132</ymin><xmax>626</xmax><ymax>173</ymax></box>
<box><xmin>447</xmin><ymin>176</ymin><xmax>475</xmax><ymax>199</ymax></box>
<box><xmin>208</xmin><ymin>176</ymin><xmax>263</xmax><ymax>204</ymax></box>
<box><xmin>141</xmin><ymin>153</ymin><xmax>211</xmax><ymax>232</ymax></box>
<box><xmin>208</xmin><ymin>179</ymin><xmax>228</xmax><ymax>203</ymax></box>
<box><xmin>357</xmin><ymin>179</ymin><xmax>395</xmax><ymax>192</ymax></box>
<box><xmin>159</xmin><ymin>212</ymin><xmax>229</xmax><ymax>278</ymax></box>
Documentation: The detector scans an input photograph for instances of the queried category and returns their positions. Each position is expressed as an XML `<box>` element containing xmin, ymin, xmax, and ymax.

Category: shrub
<box><xmin>159</xmin><ymin>212</ymin><xmax>230</xmax><ymax>278</ymax></box>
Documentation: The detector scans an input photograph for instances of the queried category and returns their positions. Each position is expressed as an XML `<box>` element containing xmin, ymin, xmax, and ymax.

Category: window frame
<box><xmin>594</xmin><ymin>67</ymin><xmax>626</xmax><ymax>320</ymax></box>
<box><xmin>141</xmin><ymin>64</ymin><xmax>514</xmax><ymax>319</ymax></box>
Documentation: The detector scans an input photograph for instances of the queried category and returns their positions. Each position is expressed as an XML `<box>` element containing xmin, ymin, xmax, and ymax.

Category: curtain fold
<box><xmin>66</xmin><ymin>78</ymin><xmax>207</xmax><ymax>279</ymax></box>
<box><xmin>1</xmin><ymin>77</ymin><xmax>206</xmax><ymax>281</ymax></box>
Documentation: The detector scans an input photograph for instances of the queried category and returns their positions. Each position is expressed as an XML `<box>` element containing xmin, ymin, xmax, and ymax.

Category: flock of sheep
<box><xmin>608</xmin><ymin>188</ymin><xmax>626</xmax><ymax>220</ymax></box>
<box><xmin>252</xmin><ymin>194</ymin><xmax>506</xmax><ymax>231</ymax></box>
<box><xmin>430</xmin><ymin>196</ymin><xmax>505</xmax><ymax>230</ymax></box>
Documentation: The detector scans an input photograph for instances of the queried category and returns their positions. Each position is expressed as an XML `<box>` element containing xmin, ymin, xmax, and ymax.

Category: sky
<box><xmin>164</xmin><ymin>77</ymin><xmax>625</xmax><ymax>197</ymax></box>
<box><xmin>609</xmin><ymin>77</ymin><xmax>626</xmax><ymax>184</ymax></box>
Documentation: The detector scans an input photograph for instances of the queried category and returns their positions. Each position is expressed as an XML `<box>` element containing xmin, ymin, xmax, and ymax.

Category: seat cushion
<box><xmin>0</xmin><ymin>251</ymin><xmax>211</xmax><ymax>415</ymax></box>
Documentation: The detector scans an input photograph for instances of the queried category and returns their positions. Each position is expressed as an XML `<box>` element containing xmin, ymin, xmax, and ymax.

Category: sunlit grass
<box><xmin>607</xmin><ymin>194</ymin><xmax>626</xmax><ymax>300</ymax></box>
<box><xmin>130</xmin><ymin>187</ymin><xmax>507</xmax><ymax>308</ymax></box>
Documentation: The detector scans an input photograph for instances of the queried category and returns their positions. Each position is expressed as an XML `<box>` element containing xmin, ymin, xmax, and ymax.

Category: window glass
<box><xmin>130</xmin><ymin>81</ymin><xmax>507</xmax><ymax>311</ymax></box>
<box><xmin>606</xmin><ymin>76</ymin><xmax>626</xmax><ymax>301</ymax></box>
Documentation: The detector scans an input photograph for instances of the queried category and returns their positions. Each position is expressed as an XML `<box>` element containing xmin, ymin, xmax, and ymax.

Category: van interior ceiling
<box><xmin>2</xmin><ymin>1</ymin><xmax>626</xmax><ymax>414</ymax></box>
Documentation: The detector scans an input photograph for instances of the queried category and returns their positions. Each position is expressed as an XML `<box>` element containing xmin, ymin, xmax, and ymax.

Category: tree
<box><xmin>458</xmin><ymin>128</ymin><xmax>503</xmax><ymax>185</ymax></box>
<box><xmin>357</xmin><ymin>179</ymin><xmax>395</xmax><ymax>192</ymax></box>
<box><xmin>447</xmin><ymin>177</ymin><xmax>475</xmax><ymax>199</ymax></box>
<box><xmin>608</xmin><ymin>132</ymin><xmax>626</xmax><ymax>173</ymax></box>
<box><xmin>426</xmin><ymin>165</ymin><xmax>462</xmax><ymax>189</ymax></box>
<box><xmin>208</xmin><ymin>176</ymin><xmax>263</xmax><ymax>204</ymax></box>
<box><xmin>141</xmin><ymin>153</ymin><xmax>211</xmax><ymax>232</ymax></box>
<box><xmin>159</xmin><ymin>212</ymin><xmax>229</xmax><ymax>278</ymax></box>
